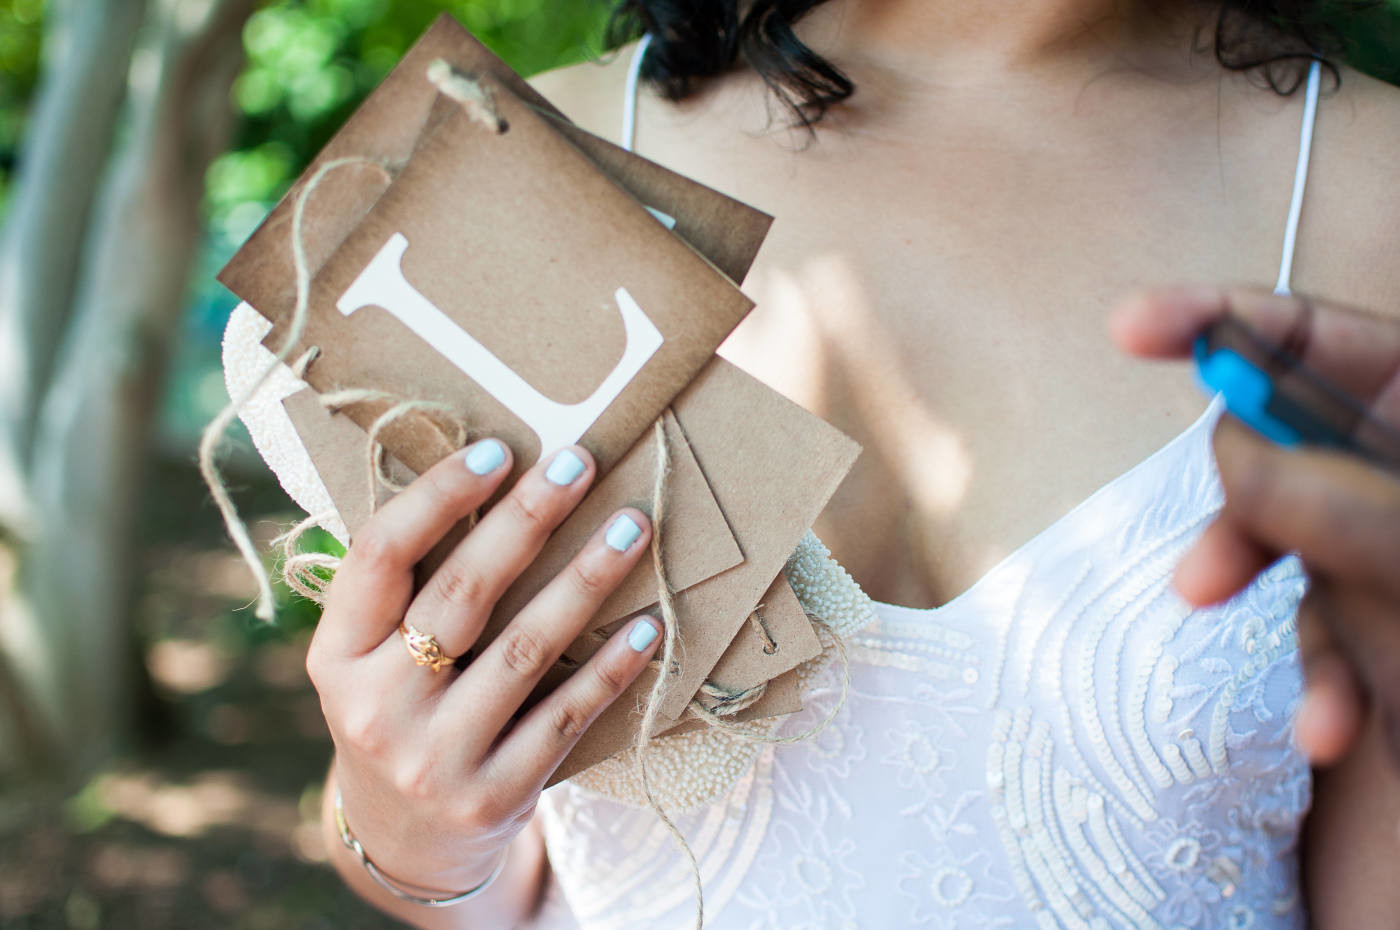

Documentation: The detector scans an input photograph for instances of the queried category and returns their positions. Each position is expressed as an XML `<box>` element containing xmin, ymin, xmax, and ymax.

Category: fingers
<box><xmin>401</xmin><ymin>447</ymin><xmax>598</xmax><ymax>664</ymax></box>
<box><xmin>1108</xmin><ymin>286</ymin><xmax>1301</xmax><ymax>359</ymax></box>
<box><xmin>1295</xmin><ymin>584</ymin><xmax>1367</xmax><ymax>766</ymax></box>
<box><xmin>1212</xmin><ymin>417</ymin><xmax>1400</xmax><ymax>600</ymax></box>
<box><xmin>446</xmin><ymin>508</ymin><xmax>652</xmax><ymax>755</ymax></box>
<box><xmin>1109</xmin><ymin>286</ymin><xmax>1233</xmax><ymax>358</ymax></box>
<box><xmin>1296</xmin><ymin>654</ymin><xmax>1367</xmax><ymax>766</ymax></box>
<box><xmin>484</xmin><ymin>615</ymin><xmax>662</xmax><ymax>790</ymax></box>
<box><xmin>1111</xmin><ymin>287</ymin><xmax>1400</xmax><ymax>409</ymax></box>
<box><xmin>1305</xmin><ymin>581</ymin><xmax>1400</xmax><ymax>772</ymax></box>
<box><xmin>1173</xmin><ymin>514</ymin><xmax>1278</xmax><ymax>607</ymax></box>
<box><xmin>317</xmin><ymin>439</ymin><xmax>514</xmax><ymax>657</ymax></box>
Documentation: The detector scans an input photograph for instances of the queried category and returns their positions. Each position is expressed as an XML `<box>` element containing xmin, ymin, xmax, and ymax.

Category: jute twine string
<box><xmin>199</xmin><ymin>154</ymin><xmax>399</xmax><ymax>622</ymax></box>
<box><xmin>316</xmin><ymin>388</ymin><xmax>471</xmax><ymax>518</ymax></box>
<box><xmin>685</xmin><ymin>622</ymin><xmax>851</xmax><ymax>746</ymax></box>
<box><xmin>426</xmin><ymin>59</ymin><xmax>508</xmax><ymax>133</ymax></box>
<box><xmin>631</xmin><ymin>418</ymin><xmax>705</xmax><ymax>930</ymax></box>
<box><xmin>692</xmin><ymin>673</ymin><xmax>766</xmax><ymax>715</ymax></box>
<box><xmin>749</xmin><ymin>610</ymin><xmax>778</xmax><ymax>654</ymax></box>
<box><xmin>625</xmin><ymin>421</ymin><xmax>852</xmax><ymax>929</ymax></box>
<box><xmin>275</xmin><ymin>510</ymin><xmax>343</xmax><ymax>604</ymax></box>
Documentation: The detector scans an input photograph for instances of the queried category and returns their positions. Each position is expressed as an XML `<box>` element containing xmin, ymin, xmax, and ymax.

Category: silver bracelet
<box><xmin>333</xmin><ymin>787</ymin><xmax>508</xmax><ymax>907</ymax></box>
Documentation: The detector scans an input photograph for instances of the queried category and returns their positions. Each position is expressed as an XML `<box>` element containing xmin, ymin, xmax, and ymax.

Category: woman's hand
<box><xmin>1111</xmin><ymin>286</ymin><xmax>1400</xmax><ymax>767</ymax></box>
<box><xmin>307</xmin><ymin>438</ymin><xmax>661</xmax><ymax>900</ymax></box>
<box><xmin>1113</xmin><ymin>287</ymin><xmax>1400</xmax><ymax>926</ymax></box>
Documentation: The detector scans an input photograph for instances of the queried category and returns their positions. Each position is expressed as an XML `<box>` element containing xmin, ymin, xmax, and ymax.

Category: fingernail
<box><xmin>545</xmin><ymin>449</ymin><xmax>586</xmax><ymax>486</ymax></box>
<box><xmin>627</xmin><ymin>618</ymin><xmax>659</xmax><ymax>652</ymax></box>
<box><xmin>464</xmin><ymin>440</ymin><xmax>506</xmax><ymax>475</ymax></box>
<box><xmin>605</xmin><ymin>513</ymin><xmax>642</xmax><ymax>552</ymax></box>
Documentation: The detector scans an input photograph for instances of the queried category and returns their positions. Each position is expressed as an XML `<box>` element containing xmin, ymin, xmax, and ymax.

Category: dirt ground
<box><xmin>0</xmin><ymin>456</ymin><xmax>407</xmax><ymax>930</ymax></box>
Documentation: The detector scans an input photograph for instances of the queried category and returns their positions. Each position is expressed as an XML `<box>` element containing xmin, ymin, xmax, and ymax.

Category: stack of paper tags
<box><xmin>219</xmin><ymin>15</ymin><xmax>861</xmax><ymax>783</ymax></box>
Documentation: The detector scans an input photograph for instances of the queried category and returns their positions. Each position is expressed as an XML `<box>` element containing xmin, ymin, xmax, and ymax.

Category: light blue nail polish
<box><xmin>605</xmin><ymin>513</ymin><xmax>642</xmax><ymax>552</ymax></box>
<box><xmin>546</xmin><ymin>449</ymin><xmax>586</xmax><ymax>486</ymax></box>
<box><xmin>627</xmin><ymin>619</ymin><xmax>659</xmax><ymax>652</ymax></box>
<box><xmin>464</xmin><ymin>440</ymin><xmax>505</xmax><ymax>475</ymax></box>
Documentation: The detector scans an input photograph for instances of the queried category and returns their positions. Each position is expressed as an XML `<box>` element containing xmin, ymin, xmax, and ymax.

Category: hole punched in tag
<box><xmin>749</xmin><ymin>608</ymin><xmax>778</xmax><ymax>655</ymax></box>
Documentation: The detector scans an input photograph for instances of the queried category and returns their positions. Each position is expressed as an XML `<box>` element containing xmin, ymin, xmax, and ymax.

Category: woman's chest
<box><xmin>719</xmin><ymin>204</ymin><xmax>1273</xmax><ymax>605</ymax></box>
<box><xmin>635</xmin><ymin>112</ymin><xmax>1291</xmax><ymax>605</ymax></box>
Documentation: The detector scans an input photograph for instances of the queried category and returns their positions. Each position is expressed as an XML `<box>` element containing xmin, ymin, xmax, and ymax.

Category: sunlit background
<box><xmin>0</xmin><ymin>3</ymin><xmax>613</xmax><ymax>927</ymax></box>
<box><xmin>0</xmin><ymin>1</ymin><xmax>1397</xmax><ymax>927</ymax></box>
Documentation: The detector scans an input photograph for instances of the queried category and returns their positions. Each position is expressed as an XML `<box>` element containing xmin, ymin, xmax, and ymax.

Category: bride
<box><xmin>304</xmin><ymin>1</ymin><xmax>1400</xmax><ymax>926</ymax></box>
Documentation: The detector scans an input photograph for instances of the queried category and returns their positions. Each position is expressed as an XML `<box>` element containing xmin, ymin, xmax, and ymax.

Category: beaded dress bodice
<box><xmin>530</xmin><ymin>396</ymin><xmax>1310</xmax><ymax>930</ymax></box>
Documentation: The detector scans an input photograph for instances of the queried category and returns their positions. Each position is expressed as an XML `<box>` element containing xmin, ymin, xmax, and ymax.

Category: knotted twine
<box><xmin>199</xmin><ymin>152</ymin><xmax>400</xmax><ymax>621</ymax></box>
<box><xmin>200</xmin><ymin>57</ymin><xmax>505</xmax><ymax>620</ymax></box>
<box><xmin>205</xmin><ymin>61</ymin><xmax>851</xmax><ymax>930</ymax></box>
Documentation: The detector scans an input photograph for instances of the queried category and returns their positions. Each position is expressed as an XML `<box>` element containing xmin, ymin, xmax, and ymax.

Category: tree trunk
<box><xmin>0</xmin><ymin>0</ymin><xmax>254</xmax><ymax>781</ymax></box>
<box><xmin>0</xmin><ymin>0</ymin><xmax>147</xmax><ymax>537</ymax></box>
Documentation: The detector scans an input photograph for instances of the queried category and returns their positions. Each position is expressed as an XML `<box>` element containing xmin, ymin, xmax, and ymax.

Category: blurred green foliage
<box><xmin>1337</xmin><ymin>2</ymin><xmax>1400</xmax><ymax>83</ymax></box>
<box><xmin>206</xmin><ymin>0</ymin><xmax>613</xmax><ymax>243</ymax></box>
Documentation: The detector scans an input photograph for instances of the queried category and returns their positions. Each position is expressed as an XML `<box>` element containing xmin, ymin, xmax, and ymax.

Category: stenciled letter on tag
<box><xmin>339</xmin><ymin>232</ymin><xmax>662</xmax><ymax>459</ymax></box>
<box><xmin>247</xmin><ymin>71</ymin><xmax>759</xmax><ymax>477</ymax></box>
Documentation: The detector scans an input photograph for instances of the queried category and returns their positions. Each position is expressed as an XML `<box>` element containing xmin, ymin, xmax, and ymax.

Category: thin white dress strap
<box><xmin>621</xmin><ymin>33</ymin><xmax>653</xmax><ymax>154</ymax></box>
<box><xmin>1274</xmin><ymin>58</ymin><xmax>1323</xmax><ymax>296</ymax></box>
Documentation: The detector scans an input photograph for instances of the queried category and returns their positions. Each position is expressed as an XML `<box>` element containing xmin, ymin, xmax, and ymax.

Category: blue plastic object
<box><xmin>1193</xmin><ymin>335</ymin><xmax>1303</xmax><ymax>447</ymax></box>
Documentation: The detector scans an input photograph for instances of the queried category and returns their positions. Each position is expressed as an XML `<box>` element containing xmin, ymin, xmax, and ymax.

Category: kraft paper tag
<box><xmin>652</xmin><ymin>360</ymin><xmax>859</xmax><ymax>719</ymax></box>
<box><xmin>224</xmin><ymin>15</ymin><xmax>860</xmax><ymax>777</ymax></box>
<box><xmin>222</xmin><ymin>18</ymin><xmax>772</xmax><ymax>486</ymax></box>
<box><xmin>256</xmin><ymin>87</ymin><xmax>753</xmax><ymax>482</ymax></box>
<box><xmin>220</xmin><ymin>16</ymin><xmax>770</xmax><ymax>324</ymax></box>
<box><xmin>546</xmin><ymin>360</ymin><xmax>857</xmax><ymax>722</ymax></box>
<box><xmin>700</xmin><ymin>572</ymin><xmax>819</xmax><ymax>694</ymax></box>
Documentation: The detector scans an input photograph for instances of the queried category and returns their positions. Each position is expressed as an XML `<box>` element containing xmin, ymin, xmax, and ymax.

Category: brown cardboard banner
<box><xmin>220</xmin><ymin>16</ymin><xmax>770</xmax><ymax>323</ymax></box>
<box><xmin>258</xmin><ymin>86</ymin><xmax>754</xmax><ymax>478</ymax></box>
<box><xmin>225</xmin><ymin>14</ymin><xmax>861</xmax><ymax>780</ymax></box>
<box><xmin>654</xmin><ymin>360</ymin><xmax>858</xmax><ymax>718</ymax></box>
<box><xmin>222</xmin><ymin>17</ymin><xmax>772</xmax><ymax>482</ymax></box>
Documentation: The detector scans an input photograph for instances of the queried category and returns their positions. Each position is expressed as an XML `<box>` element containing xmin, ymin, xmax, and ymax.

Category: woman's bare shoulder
<box><xmin>1306</xmin><ymin>68</ymin><xmax>1400</xmax><ymax>311</ymax></box>
<box><xmin>1321</xmin><ymin>66</ymin><xmax>1400</xmax><ymax>183</ymax></box>
<box><xmin>527</xmin><ymin>43</ymin><xmax>640</xmax><ymax>147</ymax></box>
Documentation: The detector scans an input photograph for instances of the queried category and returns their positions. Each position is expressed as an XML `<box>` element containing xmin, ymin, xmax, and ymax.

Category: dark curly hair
<box><xmin>608</xmin><ymin>1</ymin><xmax>1368</xmax><ymax>129</ymax></box>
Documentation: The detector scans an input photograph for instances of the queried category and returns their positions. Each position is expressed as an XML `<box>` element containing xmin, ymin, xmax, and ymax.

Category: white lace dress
<box><xmin>531</xmin><ymin>397</ymin><xmax>1310</xmax><ymax>930</ymax></box>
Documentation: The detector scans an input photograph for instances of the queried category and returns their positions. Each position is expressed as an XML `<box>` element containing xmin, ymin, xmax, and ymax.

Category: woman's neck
<box><xmin>801</xmin><ymin>0</ymin><xmax>1208</xmax><ymax>84</ymax></box>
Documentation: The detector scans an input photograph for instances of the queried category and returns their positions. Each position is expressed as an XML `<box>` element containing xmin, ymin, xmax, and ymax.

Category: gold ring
<box><xmin>399</xmin><ymin>622</ymin><xmax>454</xmax><ymax>673</ymax></box>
